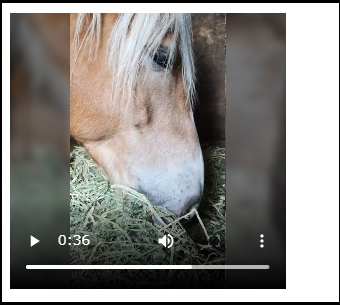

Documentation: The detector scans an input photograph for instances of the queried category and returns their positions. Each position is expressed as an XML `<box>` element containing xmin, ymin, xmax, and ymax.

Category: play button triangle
<box><xmin>30</xmin><ymin>235</ymin><xmax>40</xmax><ymax>247</ymax></box>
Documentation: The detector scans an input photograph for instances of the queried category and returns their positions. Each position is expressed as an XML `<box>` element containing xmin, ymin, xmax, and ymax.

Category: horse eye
<box><xmin>152</xmin><ymin>47</ymin><xmax>170</xmax><ymax>70</ymax></box>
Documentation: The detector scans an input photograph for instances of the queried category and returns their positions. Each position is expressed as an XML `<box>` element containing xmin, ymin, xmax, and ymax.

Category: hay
<box><xmin>70</xmin><ymin>145</ymin><xmax>225</xmax><ymax>287</ymax></box>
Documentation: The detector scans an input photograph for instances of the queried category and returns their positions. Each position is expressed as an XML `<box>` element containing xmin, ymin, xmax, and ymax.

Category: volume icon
<box><xmin>158</xmin><ymin>234</ymin><xmax>174</xmax><ymax>248</ymax></box>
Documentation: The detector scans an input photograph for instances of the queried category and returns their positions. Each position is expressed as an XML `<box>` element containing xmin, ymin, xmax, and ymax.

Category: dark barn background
<box><xmin>192</xmin><ymin>13</ymin><xmax>226</xmax><ymax>146</ymax></box>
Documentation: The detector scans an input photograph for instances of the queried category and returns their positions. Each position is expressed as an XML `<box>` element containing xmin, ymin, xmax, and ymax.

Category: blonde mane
<box><xmin>74</xmin><ymin>13</ymin><xmax>196</xmax><ymax>106</ymax></box>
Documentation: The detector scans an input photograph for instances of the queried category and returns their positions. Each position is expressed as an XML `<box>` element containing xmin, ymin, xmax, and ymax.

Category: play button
<box><xmin>30</xmin><ymin>235</ymin><xmax>40</xmax><ymax>247</ymax></box>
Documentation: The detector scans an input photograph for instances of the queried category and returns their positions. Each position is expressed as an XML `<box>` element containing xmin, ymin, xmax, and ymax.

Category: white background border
<box><xmin>2</xmin><ymin>3</ymin><xmax>339</xmax><ymax>302</ymax></box>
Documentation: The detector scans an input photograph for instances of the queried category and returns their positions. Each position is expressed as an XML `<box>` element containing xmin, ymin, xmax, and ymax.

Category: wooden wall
<box><xmin>192</xmin><ymin>13</ymin><xmax>226</xmax><ymax>146</ymax></box>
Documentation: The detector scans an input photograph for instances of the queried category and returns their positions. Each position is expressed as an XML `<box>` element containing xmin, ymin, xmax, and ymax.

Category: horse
<box><xmin>70</xmin><ymin>13</ymin><xmax>204</xmax><ymax>217</ymax></box>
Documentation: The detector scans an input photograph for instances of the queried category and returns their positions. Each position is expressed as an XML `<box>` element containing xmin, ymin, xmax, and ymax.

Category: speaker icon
<box><xmin>158</xmin><ymin>234</ymin><xmax>174</xmax><ymax>248</ymax></box>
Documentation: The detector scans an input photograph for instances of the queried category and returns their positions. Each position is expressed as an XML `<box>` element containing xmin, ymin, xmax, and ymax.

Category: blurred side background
<box><xmin>225</xmin><ymin>13</ymin><xmax>286</xmax><ymax>251</ymax></box>
<box><xmin>10</xmin><ymin>13</ymin><xmax>70</xmax><ymax>288</ymax></box>
<box><xmin>224</xmin><ymin>13</ymin><xmax>286</xmax><ymax>287</ymax></box>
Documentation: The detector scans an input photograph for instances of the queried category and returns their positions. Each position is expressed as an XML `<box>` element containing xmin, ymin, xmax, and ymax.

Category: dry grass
<box><xmin>70</xmin><ymin>145</ymin><xmax>225</xmax><ymax>287</ymax></box>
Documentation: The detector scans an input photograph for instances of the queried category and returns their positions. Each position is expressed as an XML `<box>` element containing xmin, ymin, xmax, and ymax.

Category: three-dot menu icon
<box><xmin>260</xmin><ymin>234</ymin><xmax>264</xmax><ymax>248</ymax></box>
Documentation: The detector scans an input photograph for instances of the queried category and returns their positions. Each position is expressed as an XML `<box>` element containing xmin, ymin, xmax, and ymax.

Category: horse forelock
<box><xmin>74</xmin><ymin>13</ymin><xmax>196</xmax><ymax>107</ymax></box>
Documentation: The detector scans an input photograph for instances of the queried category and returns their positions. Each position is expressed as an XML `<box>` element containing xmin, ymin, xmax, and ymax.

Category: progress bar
<box><xmin>26</xmin><ymin>265</ymin><xmax>270</xmax><ymax>270</ymax></box>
